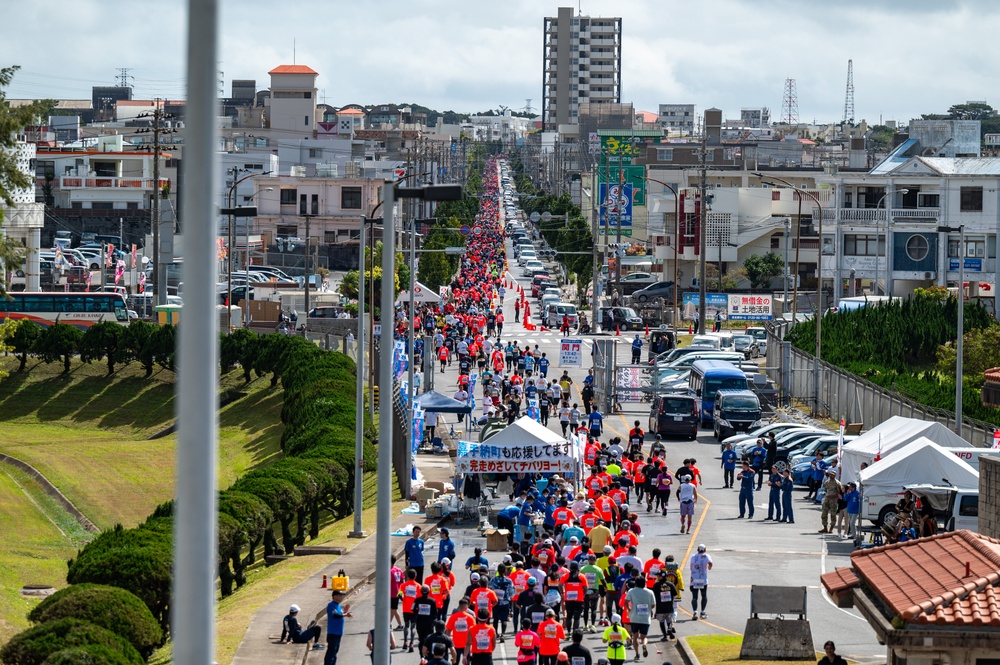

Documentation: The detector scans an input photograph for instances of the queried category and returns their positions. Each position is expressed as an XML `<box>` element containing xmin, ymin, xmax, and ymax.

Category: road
<box><xmin>307</xmin><ymin>238</ymin><xmax>884</xmax><ymax>665</ymax></box>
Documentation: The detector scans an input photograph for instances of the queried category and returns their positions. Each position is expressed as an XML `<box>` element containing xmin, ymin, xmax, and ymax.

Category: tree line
<box><xmin>0</xmin><ymin>325</ymin><xmax>374</xmax><ymax>664</ymax></box>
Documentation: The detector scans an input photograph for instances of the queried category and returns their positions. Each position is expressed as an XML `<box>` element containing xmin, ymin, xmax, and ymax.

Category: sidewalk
<box><xmin>230</xmin><ymin>450</ymin><xmax>455</xmax><ymax>665</ymax></box>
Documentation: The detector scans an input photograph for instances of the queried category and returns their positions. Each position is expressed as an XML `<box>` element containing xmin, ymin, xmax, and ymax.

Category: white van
<box><xmin>545</xmin><ymin>302</ymin><xmax>578</xmax><ymax>327</ymax></box>
<box><xmin>707</xmin><ymin>331</ymin><xmax>735</xmax><ymax>350</ymax></box>
<box><xmin>690</xmin><ymin>335</ymin><xmax>721</xmax><ymax>350</ymax></box>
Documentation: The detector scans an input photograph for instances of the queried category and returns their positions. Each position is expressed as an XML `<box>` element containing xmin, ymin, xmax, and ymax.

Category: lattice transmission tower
<box><xmin>843</xmin><ymin>59</ymin><xmax>856</xmax><ymax>125</ymax></box>
<box><xmin>781</xmin><ymin>77</ymin><xmax>799</xmax><ymax>125</ymax></box>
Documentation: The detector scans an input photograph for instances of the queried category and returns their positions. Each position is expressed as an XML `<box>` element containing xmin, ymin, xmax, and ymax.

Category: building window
<box><xmin>706</xmin><ymin>149</ymin><xmax>715</xmax><ymax>162</ymax></box>
<box><xmin>280</xmin><ymin>189</ymin><xmax>297</xmax><ymax>205</ymax></box>
<box><xmin>918</xmin><ymin>193</ymin><xmax>940</xmax><ymax>208</ymax></box>
<box><xmin>311</xmin><ymin>194</ymin><xmax>319</xmax><ymax>215</ymax></box>
<box><xmin>906</xmin><ymin>234</ymin><xmax>930</xmax><ymax>262</ymax></box>
<box><xmin>341</xmin><ymin>186</ymin><xmax>363</xmax><ymax>209</ymax></box>
<box><xmin>949</xmin><ymin>235</ymin><xmax>986</xmax><ymax>257</ymax></box>
<box><xmin>303</xmin><ymin>91</ymin><xmax>311</xmax><ymax>99</ymax></box>
<box><xmin>960</xmin><ymin>187</ymin><xmax>983</xmax><ymax>212</ymax></box>
<box><xmin>656</xmin><ymin>148</ymin><xmax>673</xmax><ymax>162</ymax></box>
<box><xmin>243</xmin><ymin>163</ymin><xmax>264</xmax><ymax>170</ymax></box>
<box><xmin>324</xmin><ymin>231</ymin><xmax>338</xmax><ymax>244</ymax></box>
<box><xmin>844</xmin><ymin>234</ymin><xmax>884</xmax><ymax>256</ymax></box>
<box><xmin>276</xmin><ymin>224</ymin><xmax>297</xmax><ymax>237</ymax></box>
<box><xmin>304</xmin><ymin>116</ymin><xmax>309</xmax><ymax>126</ymax></box>
<box><xmin>308</xmin><ymin>148</ymin><xmax>322</xmax><ymax>158</ymax></box>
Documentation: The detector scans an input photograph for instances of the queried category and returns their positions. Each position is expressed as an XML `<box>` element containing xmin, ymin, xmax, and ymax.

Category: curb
<box><xmin>675</xmin><ymin>636</ymin><xmax>701</xmax><ymax>665</ymax></box>
<box><xmin>297</xmin><ymin>516</ymin><xmax>450</xmax><ymax>665</ymax></box>
<box><xmin>0</xmin><ymin>452</ymin><xmax>100</xmax><ymax>533</ymax></box>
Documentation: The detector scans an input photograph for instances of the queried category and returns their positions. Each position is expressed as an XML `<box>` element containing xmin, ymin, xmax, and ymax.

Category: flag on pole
<box><xmin>138</xmin><ymin>271</ymin><xmax>146</xmax><ymax>294</ymax></box>
<box><xmin>105</xmin><ymin>244</ymin><xmax>115</xmax><ymax>268</ymax></box>
<box><xmin>114</xmin><ymin>260</ymin><xmax>124</xmax><ymax>285</ymax></box>
<box><xmin>131</xmin><ymin>244</ymin><xmax>137</xmax><ymax>270</ymax></box>
<box><xmin>836</xmin><ymin>417</ymin><xmax>845</xmax><ymax>479</ymax></box>
<box><xmin>873</xmin><ymin>433</ymin><xmax>882</xmax><ymax>463</ymax></box>
<box><xmin>85</xmin><ymin>270</ymin><xmax>92</xmax><ymax>292</ymax></box>
<box><xmin>993</xmin><ymin>430</ymin><xmax>1000</xmax><ymax>450</ymax></box>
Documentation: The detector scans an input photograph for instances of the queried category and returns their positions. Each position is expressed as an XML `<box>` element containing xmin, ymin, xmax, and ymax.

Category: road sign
<box><xmin>460</xmin><ymin>224</ymin><xmax>471</xmax><ymax>236</ymax></box>
<box><xmin>541</xmin><ymin>212</ymin><xmax>552</xmax><ymax>222</ymax></box>
<box><xmin>560</xmin><ymin>339</ymin><xmax>584</xmax><ymax>367</ymax></box>
<box><xmin>473</xmin><ymin>226</ymin><xmax>483</xmax><ymax>236</ymax></box>
<box><xmin>529</xmin><ymin>212</ymin><xmax>541</xmax><ymax>222</ymax></box>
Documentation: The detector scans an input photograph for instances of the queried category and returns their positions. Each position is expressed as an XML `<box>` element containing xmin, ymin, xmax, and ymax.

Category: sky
<box><xmin>5</xmin><ymin>0</ymin><xmax>1000</xmax><ymax>126</ymax></box>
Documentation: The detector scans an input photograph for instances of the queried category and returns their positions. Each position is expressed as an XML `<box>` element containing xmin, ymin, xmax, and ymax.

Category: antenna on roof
<box><xmin>293</xmin><ymin>39</ymin><xmax>296</xmax><ymax>65</ymax></box>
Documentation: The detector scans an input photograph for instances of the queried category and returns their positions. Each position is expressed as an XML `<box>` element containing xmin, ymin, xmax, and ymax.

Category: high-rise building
<box><xmin>658</xmin><ymin>104</ymin><xmax>697</xmax><ymax>135</ymax></box>
<box><xmin>542</xmin><ymin>7</ymin><xmax>622</xmax><ymax>130</ymax></box>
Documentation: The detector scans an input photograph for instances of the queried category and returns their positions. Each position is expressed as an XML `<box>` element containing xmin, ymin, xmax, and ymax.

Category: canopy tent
<box><xmin>456</xmin><ymin>416</ymin><xmax>576</xmax><ymax>475</ymax></box>
<box><xmin>841</xmin><ymin>416</ymin><xmax>972</xmax><ymax>484</ymax></box>
<box><xmin>415</xmin><ymin>390</ymin><xmax>473</xmax><ymax>414</ymax></box>
<box><xmin>396</xmin><ymin>281</ymin><xmax>442</xmax><ymax>304</ymax></box>
<box><xmin>859</xmin><ymin>437</ymin><xmax>980</xmax><ymax>494</ymax></box>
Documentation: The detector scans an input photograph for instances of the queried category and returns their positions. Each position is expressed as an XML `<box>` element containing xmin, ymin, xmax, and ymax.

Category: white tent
<box><xmin>841</xmin><ymin>416</ymin><xmax>972</xmax><ymax>484</ymax></box>
<box><xmin>859</xmin><ymin>437</ymin><xmax>979</xmax><ymax>493</ymax></box>
<box><xmin>456</xmin><ymin>416</ymin><xmax>578</xmax><ymax>475</ymax></box>
<box><xmin>396</xmin><ymin>281</ymin><xmax>442</xmax><ymax>304</ymax></box>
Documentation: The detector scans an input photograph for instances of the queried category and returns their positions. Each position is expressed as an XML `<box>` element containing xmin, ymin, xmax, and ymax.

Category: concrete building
<box><xmin>251</xmin><ymin>175</ymin><xmax>380</xmax><ymax>246</ymax></box>
<box><xmin>265</xmin><ymin>65</ymin><xmax>318</xmax><ymax>135</ymax></box>
<box><xmin>658</xmin><ymin>104</ymin><xmax>696</xmax><ymax>135</ymax></box>
<box><xmin>2</xmin><ymin>138</ymin><xmax>44</xmax><ymax>290</ymax></box>
<box><xmin>542</xmin><ymin>6</ymin><xmax>622</xmax><ymax>129</ymax></box>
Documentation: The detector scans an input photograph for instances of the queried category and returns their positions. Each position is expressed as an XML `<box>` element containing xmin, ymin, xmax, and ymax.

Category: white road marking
<box><xmin>819</xmin><ymin>537</ymin><xmax>867</xmax><ymax>622</ymax></box>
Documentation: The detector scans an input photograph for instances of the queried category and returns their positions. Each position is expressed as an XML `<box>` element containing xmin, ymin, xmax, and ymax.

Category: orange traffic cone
<box><xmin>645</xmin><ymin>324</ymin><xmax>650</xmax><ymax>335</ymax></box>
<box><xmin>321</xmin><ymin>574</ymin><xmax>328</xmax><ymax>589</ymax></box>
<box><xmin>615</xmin><ymin>325</ymin><xmax>621</xmax><ymax>336</ymax></box>
<box><xmin>688</xmin><ymin>323</ymin><xmax>693</xmax><ymax>334</ymax></box>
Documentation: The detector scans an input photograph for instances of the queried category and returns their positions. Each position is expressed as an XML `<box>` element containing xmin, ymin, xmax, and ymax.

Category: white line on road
<box><xmin>819</xmin><ymin>537</ymin><xmax>868</xmax><ymax>623</ymax></box>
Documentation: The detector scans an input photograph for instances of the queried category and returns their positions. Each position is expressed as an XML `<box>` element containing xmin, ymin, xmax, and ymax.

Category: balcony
<box><xmin>43</xmin><ymin>176</ymin><xmax>171</xmax><ymax>191</ymax></box>
<box><xmin>819</xmin><ymin>207</ymin><xmax>942</xmax><ymax>224</ymax></box>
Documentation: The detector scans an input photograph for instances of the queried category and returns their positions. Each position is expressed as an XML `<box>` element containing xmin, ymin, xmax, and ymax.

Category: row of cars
<box><xmin>507</xmin><ymin>208</ymin><xmax>580</xmax><ymax>329</ymax></box>
<box><xmin>720</xmin><ymin>421</ymin><xmax>857</xmax><ymax>475</ymax></box>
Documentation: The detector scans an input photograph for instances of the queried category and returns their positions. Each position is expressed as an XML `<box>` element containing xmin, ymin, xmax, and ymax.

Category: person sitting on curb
<box><xmin>280</xmin><ymin>604</ymin><xmax>324</xmax><ymax>649</ymax></box>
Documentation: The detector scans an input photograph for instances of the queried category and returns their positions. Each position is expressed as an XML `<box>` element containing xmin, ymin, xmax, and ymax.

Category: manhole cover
<box><xmin>20</xmin><ymin>585</ymin><xmax>56</xmax><ymax>597</ymax></box>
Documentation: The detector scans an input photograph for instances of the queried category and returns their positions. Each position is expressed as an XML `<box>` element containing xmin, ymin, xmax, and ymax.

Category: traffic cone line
<box><xmin>645</xmin><ymin>324</ymin><xmax>650</xmax><ymax>335</ymax></box>
<box><xmin>689</xmin><ymin>323</ymin><xmax>693</xmax><ymax>334</ymax></box>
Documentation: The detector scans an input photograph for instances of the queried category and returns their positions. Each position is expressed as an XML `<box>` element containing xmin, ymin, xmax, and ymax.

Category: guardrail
<box><xmin>764</xmin><ymin>324</ymin><xmax>995</xmax><ymax>447</ymax></box>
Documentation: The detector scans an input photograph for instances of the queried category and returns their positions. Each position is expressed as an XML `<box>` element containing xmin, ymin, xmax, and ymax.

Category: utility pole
<box><xmin>138</xmin><ymin>98</ymin><xmax>176</xmax><ymax>306</ymax></box>
<box><xmin>303</xmin><ymin>214</ymin><xmax>313</xmax><ymax>324</ymax></box>
<box><xmin>590</xmin><ymin>155</ymin><xmax>600</xmax><ymax>326</ymax></box>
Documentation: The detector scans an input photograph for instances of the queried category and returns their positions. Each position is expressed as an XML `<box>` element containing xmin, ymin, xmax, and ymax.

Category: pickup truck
<box><xmin>862</xmin><ymin>483</ymin><xmax>978</xmax><ymax>531</ymax></box>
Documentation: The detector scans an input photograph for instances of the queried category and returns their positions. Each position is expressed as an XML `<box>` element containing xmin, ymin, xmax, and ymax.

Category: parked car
<box><xmin>630</xmin><ymin>280</ymin><xmax>675</xmax><ymax>302</ymax></box>
<box><xmin>598</xmin><ymin>306</ymin><xmax>643</xmax><ymax>331</ymax></box>
<box><xmin>732</xmin><ymin>334</ymin><xmax>760</xmax><ymax>359</ymax></box>
<box><xmin>720</xmin><ymin>421</ymin><xmax>810</xmax><ymax>451</ymax></box>
<box><xmin>648</xmin><ymin>394</ymin><xmax>700</xmax><ymax>440</ymax></box>
<box><xmin>621</xmin><ymin>272</ymin><xmax>657</xmax><ymax>283</ymax></box>
<box><xmin>713</xmin><ymin>389</ymin><xmax>763</xmax><ymax>441</ymax></box>
<box><xmin>746</xmin><ymin>326</ymin><xmax>769</xmax><ymax>355</ymax></box>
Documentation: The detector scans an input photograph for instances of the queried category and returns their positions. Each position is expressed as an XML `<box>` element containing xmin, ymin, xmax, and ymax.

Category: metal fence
<box><xmin>765</xmin><ymin>326</ymin><xmax>995</xmax><ymax>448</ymax></box>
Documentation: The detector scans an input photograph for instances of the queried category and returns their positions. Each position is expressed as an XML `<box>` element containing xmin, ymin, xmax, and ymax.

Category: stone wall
<box><xmin>979</xmin><ymin>455</ymin><xmax>1000</xmax><ymax>539</ymax></box>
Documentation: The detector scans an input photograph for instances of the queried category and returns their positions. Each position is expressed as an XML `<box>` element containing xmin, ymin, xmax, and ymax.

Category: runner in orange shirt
<box><xmin>399</xmin><ymin>569</ymin><xmax>422</xmax><ymax>651</ymax></box>
<box><xmin>560</xmin><ymin>562</ymin><xmax>588</xmax><ymax>633</ymax></box>
<box><xmin>552</xmin><ymin>500</ymin><xmax>576</xmax><ymax>530</ymax></box>
<box><xmin>537</xmin><ymin>609</ymin><xmax>566</xmax><ymax>665</ymax></box>
<box><xmin>466</xmin><ymin>609</ymin><xmax>497</xmax><ymax>665</ymax></box>
<box><xmin>425</xmin><ymin>562</ymin><xmax>452</xmax><ymax>616</ymax></box>
<box><xmin>445</xmin><ymin>598</ymin><xmax>476</xmax><ymax>663</ymax></box>
<box><xmin>469</xmin><ymin>577</ymin><xmax>499</xmax><ymax>619</ymax></box>
<box><xmin>642</xmin><ymin>549</ymin><xmax>665</xmax><ymax>589</ymax></box>
<box><xmin>578</xmin><ymin>507</ymin><xmax>600</xmax><ymax>534</ymax></box>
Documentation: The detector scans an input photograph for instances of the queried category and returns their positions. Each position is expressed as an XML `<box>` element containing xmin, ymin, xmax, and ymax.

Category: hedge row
<box><xmin>3</xmin><ymin>329</ymin><xmax>373</xmax><ymax>662</ymax></box>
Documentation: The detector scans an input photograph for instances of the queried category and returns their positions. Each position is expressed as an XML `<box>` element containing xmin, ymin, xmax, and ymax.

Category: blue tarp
<box><xmin>416</xmin><ymin>390</ymin><xmax>473</xmax><ymax>414</ymax></box>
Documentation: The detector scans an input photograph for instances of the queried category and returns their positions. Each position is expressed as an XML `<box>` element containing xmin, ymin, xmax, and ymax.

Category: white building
<box><xmin>265</xmin><ymin>65</ymin><xmax>318</xmax><ymax>136</ymax></box>
<box><xmin>252</xmin><ymin>175</ymin><xmax>381</xmax><ymax>245</ymax></box>
<box><xmin>2</xmin><ymin>138</ymin><xmax>44</xmax><ymax>290</ymax></box>
<box><xmin>658</xmin><ymin>104</ymin><xmax>696</xmax><ymax>135</ymax></box>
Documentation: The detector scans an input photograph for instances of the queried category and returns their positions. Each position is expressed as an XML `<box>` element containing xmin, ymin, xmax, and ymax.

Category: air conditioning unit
<box><xmin>924</xmin><ymin>272</ymin><xmax>934</xmax><ymax>280</ymax></box>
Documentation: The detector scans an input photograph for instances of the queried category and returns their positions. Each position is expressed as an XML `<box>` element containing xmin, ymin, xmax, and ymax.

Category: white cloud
<box><xmin>6</xmin><ymin>0</ymin><xmax>1000</xmax><ymax>123</ymax></box>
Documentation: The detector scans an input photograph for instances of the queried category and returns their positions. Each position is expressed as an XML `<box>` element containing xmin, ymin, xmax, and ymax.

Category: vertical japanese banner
<box><xmin>837</xmin><ymin>417</ymin><xmax>845</xmax><ymax>479</ymax></box>
<box><xmin>411</xmin><ymin>408</ymin><xmax>425</xmax><ymax>455</ymax></box>
<box><xmin>393</xmin><ymin>339</ymin><xmax>408</xmax><ymax>380</ymax></box>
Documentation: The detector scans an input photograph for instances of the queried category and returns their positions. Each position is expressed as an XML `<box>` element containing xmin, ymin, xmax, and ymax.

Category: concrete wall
<box><xmin>979</xmin><ymin>455</ymin><xmax>1000</xmax><ymax>539</ymax></box>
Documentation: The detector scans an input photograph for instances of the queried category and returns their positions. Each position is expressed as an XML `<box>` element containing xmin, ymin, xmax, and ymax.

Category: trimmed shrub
<box><xmin>0</xmin><ymin>618</ymin><xmax>142</xmax><ymax>665</ymax></box>
<box><xmin>42</xmin><ymin>645</ymin><xmax>137</xmax><ymax>665</ymax></box>
<box><xmin>27</xmin><ymin>584</ymin><xmax>162</xmax><ymax>658</ymax></box>
<box><xmin>32</xmin><ymin>323</ymin><xmax>83</xmax><ymax>374</ymax></box>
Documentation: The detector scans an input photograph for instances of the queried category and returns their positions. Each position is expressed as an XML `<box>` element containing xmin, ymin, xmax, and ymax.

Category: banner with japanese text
<box><xmin>727</xmin><ymin>293</ymin><xmax>773</xmax><ymax>321</ymax></box>
<box><xmin>456</xmin><ymin>439</ymin><xmax>576</xmax><ymax>474</ymax></box>
<box><xmin>560</xmin><ymin>339</ymin><xmax>584</xmax><ymax>367</ymax></box>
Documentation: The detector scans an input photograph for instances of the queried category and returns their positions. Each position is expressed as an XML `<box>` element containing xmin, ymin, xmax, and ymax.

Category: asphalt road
<box><xmin>307</xmin><ymin>244</ymin><xmax>885</xmax><ymax>665</ymax></box>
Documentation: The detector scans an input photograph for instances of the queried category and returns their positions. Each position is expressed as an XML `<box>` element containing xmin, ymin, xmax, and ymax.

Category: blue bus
<box><xmin>688</xmin><ymin>359</ymin><xmax>749</xmax><ymax>425</ymax></box>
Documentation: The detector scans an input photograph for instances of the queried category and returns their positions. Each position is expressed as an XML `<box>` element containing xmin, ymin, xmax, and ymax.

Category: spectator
<box><xmin>737</xmin><ymin>462</ymin><xmax>755</xmax><ymax>519</ymax></box>
<box><xmin>405</xmin><ymin>526</ymin><xmax>426</xmax><ymax>581</ymax></box>
<box><xmin>324</xmin><ymin>590</ymin><xmax>352</xmax><ymax>665</ymax></box>
<box><xmin>818</xmin><ymin>640</ymin><xmax>848</xmax><ymax>665</ymax></box>
<box><xmin>819</xmin><ymin>471</ymin><xmax>842</xmax><ymax>534</ymax></box>
<box><xmin>280</xmin><ymin>604</ymin><xmax>323</xmax><ymax>649</ymax></box>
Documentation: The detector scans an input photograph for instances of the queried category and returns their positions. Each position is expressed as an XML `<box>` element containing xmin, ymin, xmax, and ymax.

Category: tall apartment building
<box><xmin>542</xmin><ymin>7</ymin><xmax>622</xmax><ymax>129</ymax></box>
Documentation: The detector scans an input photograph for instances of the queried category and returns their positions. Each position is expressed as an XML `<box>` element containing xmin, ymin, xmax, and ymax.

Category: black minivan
<box><xmin>649</xmin><ymin>394</ymin><xmax>700</xmax><ymax>440</ymax></box>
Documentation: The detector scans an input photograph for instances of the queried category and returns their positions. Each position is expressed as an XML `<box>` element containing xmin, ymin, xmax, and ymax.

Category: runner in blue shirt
<box><xmin>524</xmin><ymin>354</ymin><xmax>535</xmax><ymax>374</ymax></box>
<box><xmin>537</xmin><ymin>354</ymin><xmax>550</xmax><ymax>378</ymax></box>
<box><xmin>588</xmin><ymin>409</ymin><xmax>604</xmax><ymax>438</ymax></box>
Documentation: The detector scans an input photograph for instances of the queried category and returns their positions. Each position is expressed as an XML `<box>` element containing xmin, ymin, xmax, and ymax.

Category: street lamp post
<box><xmin>349</xmin><ymin>215</ymin><xmax>368</xmax><ymax>539</ymax></box>
<box><xmin>755</xmin><ymin>173</ymin><xmax>823</xmax><ymax>416</ymax></box>
<box><xmin>783</xmin><ymin>217</ymin><xmax>791</xmax><ymax>308</ymax></box>
<box><xmin>225</xmin><ymin>170</ymin><xmax>272</xmax><ymax>329</ymax></box>
<box><xmin>938</xmin><ymin>224</ymin><xmax>965</xmax><ymax>436</ymax></box>
<box><xmin>643</xmin><ymin>177</ymin><xmax>681</xmax><ymax>326</ymax></box>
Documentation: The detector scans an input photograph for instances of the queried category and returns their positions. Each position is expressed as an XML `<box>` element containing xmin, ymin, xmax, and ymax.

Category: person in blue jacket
<box><xmin>843</xmin><ymin>482</ymin><xmax>860</xmax><ymax>538</ymax></box>
<box><xmin>537</xmin><ymin>354</ymin><xmax>550</xmax><ymax>378</ymax></box>
<box><xmin>779</xmin><ymin>469</ymin><xmax>795</xmax><ymax>524</ymax></box>
<box><xmin>517</xmin><ymin>500</ymin><xmax>535</xmax><ymax>544</ymax></box>
<box><xmin>748</xmin><ymin>440</ymin><xmax>767</xmax><ymax>490</ymax></box>
<box><xmin>437</xmin><ymin>527</ymin><xmax>456</xmax><ymax>563</ymax></box>
<box><xmin>721</xmin><ymin>443</ymin><xmax>738</xmax><ymax>488</ymax></box>
<box><xmin>807</xmin><ymin>451</ymin><xmax>828</xmax><ymax>500</ymax></box>
<box><xmin>404</xmin><ymin>525</ymin><xmax>426</xmax><ymax>581</ymax></box>
<box><xmin>631</xmin><ymin>335</ymin><xmax>643</xmax><ymax>364</ymax></box>
<box><xmin>736</xmin><ymin>462</ymin><xmax>755</xmax><ymax>519</ymax></box>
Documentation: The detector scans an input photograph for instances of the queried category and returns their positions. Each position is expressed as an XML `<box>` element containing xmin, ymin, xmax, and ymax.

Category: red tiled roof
<box><xmin>338</xmin><ymin>108</ymin><xmax>365</xmax><ymax>115</ymax></box>
<box><xmin>821</xmin><ymin>567</ymin><xmax>859</xmax><ymax>595</ymax></box>
<box><xmin>268</xmin><ymin>65</ymin><xmax>318</xmax><ymax>75</ymax></box>
<box><xmin>985</xmin><ymin>367</ymin><xmax>1000</xmax><ymax>383</ymax></box>
<box><xmin>848</xmin><ymin>530</ymin><xmax>1000</xmax><ymax>627</ymax></box>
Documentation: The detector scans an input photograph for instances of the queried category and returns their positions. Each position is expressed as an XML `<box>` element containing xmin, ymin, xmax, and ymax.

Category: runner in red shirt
<box><xmin>579</xmin><ymin>508</ymin><xmax>600</xmax><ymax>534</ymax></box>
<box><xmin>446</xmin><ymin>598</ymin><xmax>476</xmax><ymax>661</ymax></box>
<box><xmin>560</xmin><ymin>563</ymin><xmax>588</xmax><ymax>633</ymax></box>
<box><xmin>469</xmin><ymin>577</ymin><xmax>499</xmax><ymax>618</ymax></box>
<box><xmin>514</xmin><ymin>618</ymin><xmax>540</xmax><ymax>664</ymax></box>
<box><xmin>537</xmin><ymin>609</ymin><xmax>566</xmax><ymax>663</ymax></box>
<box><xmin>466</xmin><ymin>610</ymin><xmax>497</xmax><ymax>665</ymax></box>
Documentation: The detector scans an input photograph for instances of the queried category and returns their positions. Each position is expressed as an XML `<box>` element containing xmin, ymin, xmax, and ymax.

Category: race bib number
<box><xmin>659</xmin><ymin>591</ymin><xmax>673</xmax><ymax>602</ymax></box>
<box><xmin>572</xmin><ymin>659</ymin><xmax>585</xmax><ymax>665</ymax></box>
<box><xmin>610</xmin><ymin>632</ymin><xmax>622</xmax><ymax>642</ymax></box>
<box><xmin>418</xmin><ymin>604</ymin><xmax>432</xmax><ymax>616</ymax></box>
<box><xmin>476</xmin><ymin>633</ymin><xmax>491</xmax><ymax>650</ymax></box>
<box><xmin>455</xmin><ymin>619</ymin><xmax>468</xmax><ymax>632</ymax></box>
<box><xmin>585</xmin><ymin>573</ymin><xmax>596</xmax><ymax>585</ymax></box>
<box><xmin>405</xmin><ymin>587</ymin><xmax>417</xmax><ymax>597</ymax></box>
<box><xmin>431</xmin><ymin>582</ymin><xmax>441</xmax><ymax>594</ymax></box>
<box><xmin>545</xmin><ymin>625</ymin><xmax>558</xmax><ymax>638</ymax></box>
<box><xmin>566</xmin><ymin>590</ymin><xmax>579</xmax><ymax>601</ymax></box>
<box><xmin>532</xmin><ymin>612</ymin><xmax>545</xmax><ymax>624</ymax></box>
<box><xmin>635</xmin><ymin>603</ymin><xmax>650</xmax><ymax>620</ymax></box>
<box><xmin>477</xmin><ymin>596</ymin><xmax>489</xmax><ymax>609</ymax></box>
<box><xmin>520</xmin><ymin>635</ymin><xmax>533</xmax><ymax>647</ymax></box>
<box><xmin>691</xmin><ymin>579</ymin><xmax>707</xmax><ymax>589</ymax></box>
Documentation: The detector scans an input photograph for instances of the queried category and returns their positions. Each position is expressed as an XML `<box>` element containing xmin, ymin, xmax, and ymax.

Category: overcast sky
<box><xmin>6</xmin><ymin>0</ymin><xmax>999</xmax><ymax>125</ymax></box>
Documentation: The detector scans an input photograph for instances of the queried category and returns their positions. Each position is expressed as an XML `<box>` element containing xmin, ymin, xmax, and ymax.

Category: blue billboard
<box><xmin>599</xmin><ymin>183</ymin><xmax>633</xmax><ymax>228</ymax></box>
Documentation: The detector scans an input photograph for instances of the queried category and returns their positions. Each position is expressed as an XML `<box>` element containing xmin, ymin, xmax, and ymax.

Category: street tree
<box><xmin>742</xmin><ymin>252</ymin><xmax>785</xmax><ymax>290</ymax></box>
<box><xmin>33</xmin><ymin>323</ymin><xmax>83</xmax><ymax>373</ymax></box>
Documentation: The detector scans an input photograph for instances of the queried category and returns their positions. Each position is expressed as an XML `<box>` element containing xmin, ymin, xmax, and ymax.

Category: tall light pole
<box><xmin>698</xmin><ymin>136</ymin><xmax>708</xmax><ymax>334</ymax></box>
<box><xmin>243</xmin><ymin>186</ymin><xmax>274</xmax><ymax>328</ymax></box>
<box><xmin>939</xmin><ymin>224</ymin><xmax>965</xmax><ymax>435</ymax></box>
<box><xmin>643</xmin><ymin>176</ymin><xmax>681</xmax><ymax>326</ymax></box>
<box><xmin>756</xmin><ymin>173</ymin><xmax>823</xmax><ymax>415</ymax></box>
<box><xmin>783</xmin><ymin>217</ymin><xmax>791</xmax><ymax>308</ymax></box>
<box><xmin>349</xmin><ymin>214</ymin><xmax>367</xmax><ymax>539</ymax></box>
<box><xmin>875</xmin><ymin>188</ymin><xmax>907</xmax><ymax>296</ymax></box>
